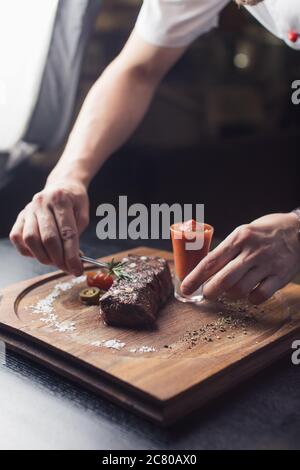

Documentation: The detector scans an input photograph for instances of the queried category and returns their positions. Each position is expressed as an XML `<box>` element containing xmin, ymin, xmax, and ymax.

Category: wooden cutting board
<box><xmin>0</xmin><ymin>246</ymin><xmax>300</xmax><ymax>426</ymax></box>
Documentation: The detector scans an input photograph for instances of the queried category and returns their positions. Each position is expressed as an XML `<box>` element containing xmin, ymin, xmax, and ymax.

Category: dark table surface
<box><xmin>0</xmin><ymin>232</ymin><xmax>300</xmax><ymax>450</ymax></box>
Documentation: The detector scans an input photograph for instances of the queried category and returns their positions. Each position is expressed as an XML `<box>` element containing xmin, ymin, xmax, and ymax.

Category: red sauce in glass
<box><xmin>171</xmin><ymin>220</ymin><xmax>214</xmax><ymax>281</ymax></box>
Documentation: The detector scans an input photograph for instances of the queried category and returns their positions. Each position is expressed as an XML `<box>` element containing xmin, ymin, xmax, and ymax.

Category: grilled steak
<box><xmin>100</xmin><ymin>255</ymin><xmax>173</xmax><ymax>328</ymax></box>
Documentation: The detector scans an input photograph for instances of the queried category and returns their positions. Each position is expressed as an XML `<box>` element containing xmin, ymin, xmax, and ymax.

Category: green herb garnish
<box><xmin>106</xmin><ymin>258</ymin><xmax>132</xmax><ymax>281</ymax></box>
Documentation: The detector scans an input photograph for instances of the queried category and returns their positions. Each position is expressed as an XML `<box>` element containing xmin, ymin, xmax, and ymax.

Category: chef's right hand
<box><xmin>9</xmin><ymin>180</ymin><xmax>89</xmax><ymax>276</ymax></box>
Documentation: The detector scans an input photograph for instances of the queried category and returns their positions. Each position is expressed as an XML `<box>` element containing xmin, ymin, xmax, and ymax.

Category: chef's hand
<box><xmin>181</xmin><ymin>213</ymin><xmax>300</xmax><ymax>304</ymax></box>
<box><xmin>9</xmin><ymin>180</ymin><xmax>89</xmax><ymax>276</ymax></box>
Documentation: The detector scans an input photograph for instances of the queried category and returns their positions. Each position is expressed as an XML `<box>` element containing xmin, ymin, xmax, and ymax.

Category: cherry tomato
<box><xmin>288</xmin><ymin>31</ymin><xmax>298</xmax><ymax>43</ymax></box>
<box><xmin>87</xmin><ymin>271</ymin><xmax>114</xmax><ymax>291</ymax></box>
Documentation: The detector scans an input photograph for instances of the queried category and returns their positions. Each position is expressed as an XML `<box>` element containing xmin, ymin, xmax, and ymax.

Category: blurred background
<box><xmin>0</xmin><ymin>0</ymin><xmax>300</xmax><ymax>244</ymax></box>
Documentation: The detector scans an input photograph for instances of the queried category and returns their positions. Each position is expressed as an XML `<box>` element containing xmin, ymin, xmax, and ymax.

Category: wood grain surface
<box><xmin>0</xmin><ymin>247</ymin><xmax>300</xmax><ymax>425</ymax></box>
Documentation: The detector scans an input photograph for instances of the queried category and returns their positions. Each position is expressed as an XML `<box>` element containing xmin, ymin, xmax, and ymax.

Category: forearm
<box><xmin>47</xmin><ymin>58</ymin><xmax>158</xmax><ymax>188</ymax></box>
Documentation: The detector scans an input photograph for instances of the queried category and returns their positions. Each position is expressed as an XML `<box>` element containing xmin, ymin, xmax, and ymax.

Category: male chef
<box><xmin>10</xmin><ymin>0</ymin><xmax>300</xmax><ymax>304</ymax></box>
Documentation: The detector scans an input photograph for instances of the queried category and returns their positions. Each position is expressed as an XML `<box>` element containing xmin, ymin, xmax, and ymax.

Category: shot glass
<box><xmin>170</xmin><ymin>220</ymin><xmax>214</xmax><ymax>304</ymax></box>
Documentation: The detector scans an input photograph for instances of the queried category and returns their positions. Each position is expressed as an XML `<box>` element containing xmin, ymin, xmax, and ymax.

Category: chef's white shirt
<box><xmin>135</xmin><ymin>0</ymin><xmax>300</xmax><ymax>50</ymax></box>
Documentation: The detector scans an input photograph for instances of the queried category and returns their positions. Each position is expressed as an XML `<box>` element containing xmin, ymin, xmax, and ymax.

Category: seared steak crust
<box><xmin>100</xmin><ymin>255</ymin><xmax>173</xmax><ymax>328</ymax></box>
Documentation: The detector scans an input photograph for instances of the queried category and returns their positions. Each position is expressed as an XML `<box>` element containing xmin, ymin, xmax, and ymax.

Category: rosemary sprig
<box><xmin>80</xmin><ymin>253</ymin><xmax>132</xmax><ymax>281</ymax></box>
<box><xmin>106</xmin><ymin>258</ymin><xmax>132</xmax><ymax>281</ymax></box>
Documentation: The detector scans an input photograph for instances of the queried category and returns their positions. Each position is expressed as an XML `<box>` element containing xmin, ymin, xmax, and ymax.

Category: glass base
<box><xmin>174</xmin><ymin>276</ymin><xmax>204</xmax><ymax>304</ymax></box>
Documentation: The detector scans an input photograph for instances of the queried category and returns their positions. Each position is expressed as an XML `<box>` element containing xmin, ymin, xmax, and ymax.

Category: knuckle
<box><xmin>33</xmin><ymin>192</ymin><xmax>44</xmax><ymax>205</ymax></box>
<box><xmin>42</xmin><ymin>232</ymin><xmax>57</xmax><ymax>246</ymax></box>
<box><xmin>24</xmin><ymin>232</ymin><xmax>37</xmax><ymax>247</ymax></box>
<box><xmin>51</xmin><ymin>188</ymin><xmax>69</xmax><ymax>205</ymax></box>
<box><xmin>203</xmin><ymin>254</ymin><xmax>217</xmax><ymax>272</ymax></box>
<box><xmin>233</xmin><ymin>224</ymin><xmax>253</xmax><ymax>247</ymax></box>
<box><xmin>9</xmin><ymin>231</ymin><xmax>20</xmax><ymax>245</ymax></box>
<box><xmin>60</xmin><ymin>226</ymin><xmax>76</xmax><ymax>241</ymax></box>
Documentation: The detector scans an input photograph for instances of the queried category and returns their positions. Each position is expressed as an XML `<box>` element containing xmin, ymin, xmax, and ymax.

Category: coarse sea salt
<box><xmin>54</xmin><ymin>275</ymin><xmax>87</xmax><ymax>292</ymax></box>
<box><xmin>128</xmin><ymin>263</ymin><xmax>137</xmax><ymax>269</ymax></box>
<box><xmin>54</xmin><ymin>321</ymin><xmax>76</xmax><ymax>333</ymax></box>
<box><xmin>91</xmin><ymin>339</ymin><xmax>125</xmax><ymax>350</ymax></box>
<box><xmin>91</xmin><ymin>341</ymin><xmax>155</xmax><ymax>353</ymax></box>
<box><xmin>103</xmin><ymin>339</ymin><xmax>125</xmax><ymax>350</ymax></box>
<box><xmin>130</xmin><ymin>346</ymin><xmax>156</xmax><ymax>353</ymax></box>
<box><xmin>40</xmin><ymin>313</ymin><xmax>58</xmax><ymax>324</ymax></box>
<box><xmin>138</xmin><ymin>346</ymin><xmax>156</xmax><ymax>353</ymax></box>
<box><xmin>29</xmin><ymin>275</ymin><xmax>86</xmax><ymax>333</ymax></box>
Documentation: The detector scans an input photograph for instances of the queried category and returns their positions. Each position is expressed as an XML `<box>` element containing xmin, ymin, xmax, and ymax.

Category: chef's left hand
<box><xmin>181</xmin><ymin>213</ymin><xmax>300</xmax><ymax>304</ymax></box>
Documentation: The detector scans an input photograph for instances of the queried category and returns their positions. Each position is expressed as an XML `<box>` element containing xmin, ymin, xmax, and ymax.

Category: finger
<box><xmin>181</xmin><ymin>234</ymin><xmax>241</xmax><ymax>296</ymax></box>
<box><xmin>35</xmin><ymin>206</ymin><xmax>65</xmax><ymax>271</ymax></box>
<box><xmin>23</xmin><ymin>212</ymin><xmax>52</xmax><ymax>265</ymax></box>
<box><xmin>9</xmin><ymin>211</ymin><xmax>33</xmax><ymax>257</ymax></box>
<box><xmin>202</xmin><ymin>254</ymin><xmax>254</xmax><ymax>300</ymax></box>
<box><xmin>74</xmin><ymin>196</ymin><xmax>89</xmax><ymax>235</ymax></box>
<box><xmin>51</xmin><ymin>193</ymin><xmax>83</xmax><ymax>276</ymax></box>
<box><xmin>226</xmin><ymin>266</ymin><xmax>268</xmax><ymax>300</ymax></box>
<box><xmin>249</xmin><ymin>275</ymin><xmax>283</xmax><ymax>305</ymax></box>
